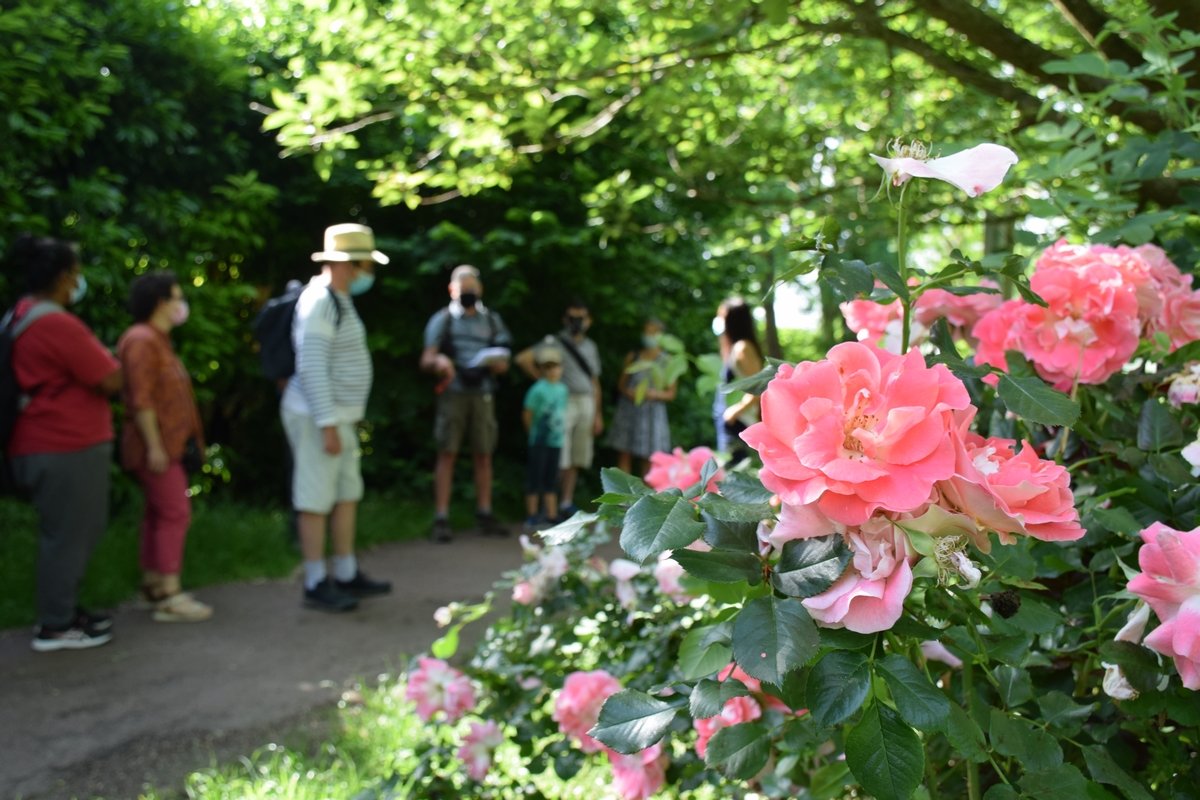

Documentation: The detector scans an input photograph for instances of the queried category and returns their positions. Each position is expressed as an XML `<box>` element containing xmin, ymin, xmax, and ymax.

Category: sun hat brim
<box><xmin>311</xmin><ymin>249</ymin><xmax>390</xmax><ymax>265</ymax></box>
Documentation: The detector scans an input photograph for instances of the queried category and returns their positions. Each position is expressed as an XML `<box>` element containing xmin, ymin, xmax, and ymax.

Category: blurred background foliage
<box><xmin>0</xmin><ymin>0</ymin><xmax>1196</xmax><ymax>512</ymax></box>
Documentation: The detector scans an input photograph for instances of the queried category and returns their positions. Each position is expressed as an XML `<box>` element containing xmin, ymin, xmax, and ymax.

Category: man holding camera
<box><xmin>420</xmin><ymin>265</ymin><xmax>512</xmax><ymax>542</ymax></box>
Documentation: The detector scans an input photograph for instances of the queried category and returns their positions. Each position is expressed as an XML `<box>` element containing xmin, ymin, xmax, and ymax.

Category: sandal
<box><xmin>152</xmin><ymin>592</ymin><xmax>213</xmax><ymax>623</ymax></box>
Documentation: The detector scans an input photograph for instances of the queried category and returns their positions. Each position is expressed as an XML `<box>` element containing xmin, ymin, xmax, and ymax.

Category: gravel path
<box><xmin>0</xmin><ymin>532</ymin><xmax>525</xmax><ymax>800</ymax></box>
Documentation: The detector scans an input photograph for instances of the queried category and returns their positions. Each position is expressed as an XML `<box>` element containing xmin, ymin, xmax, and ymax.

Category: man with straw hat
<box><xmin>281</xmin><ymin>223</ymin><xmax>392</xmax><ymax>612</ymax></box>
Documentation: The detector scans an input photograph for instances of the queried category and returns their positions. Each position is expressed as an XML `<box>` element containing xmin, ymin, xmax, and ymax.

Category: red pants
<box><xmin>136</xmin><ymin>462</ymin><xmax>192</xmax><ymax>574</ymax></box>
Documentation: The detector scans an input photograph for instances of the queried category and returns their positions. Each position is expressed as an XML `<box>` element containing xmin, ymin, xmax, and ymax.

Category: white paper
<box><xmin>466</xmin><ymin>347</ymin><xmax>511</xmax><ymax>368</ymax></box>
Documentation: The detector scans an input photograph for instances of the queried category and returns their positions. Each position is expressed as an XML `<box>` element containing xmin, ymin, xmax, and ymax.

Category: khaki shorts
<box><xmin>560</xmin><ymin>393</ymin><xmax>596</xmax><ymax>469</ymax></box>
<box><xmin>281</xmin><ymin>410</ymin><xmax>364</xmax><ymax>514</ymax></box>
<box><xmin>436</xmin><ymin>392</ymin><xmax>498</xmax><ymax>454</ymax></box>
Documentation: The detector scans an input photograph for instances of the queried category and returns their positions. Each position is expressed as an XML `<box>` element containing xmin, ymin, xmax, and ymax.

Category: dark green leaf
<box><xmin>679</xmin><ymin>625</ymin><xmax>733</xmax><ymax>680</ymax></box>
<box><xmin>1097</xmin><ymin>641</ymin><xmax>1163</xmax><ymax>694</ymax></box>
<box><xmin>717</xmin><ymin>472</ymin><xmax>776</xmax><ymax>505</ymax></box>
<box><xmin>806</xmin><ymin>650</ymin><xmax>871</xmax><ymax>727</ymax></box>
<box><xmin>539</xmin><ymin>511</ymin><xmax>600</xmax><ymax>546</ymax></box>
<box><xmin>1019</xmin><ymin>764</ymin><xmax>1090</xmax><ymax>800</ymax></box>
<box><xmin>696</xmin><ymin>493</ymin><xmax>773</xmax><ymax>523</ymax></box>
<box><xmin>983</xmin><ymin>786</ymin><xmax>1021</xmax><ymax>800</ymax></box>
<box><xmin>870</xmin><ymin>260</ymin><xmax>909</xmax><ymax>302</ymax></box>
<box><xmin>1082</xmin><ymin>745</ymin><xmax>1154</xmax><ymax>800</ymax></box>
<box><xmin>1137</xmin><ymin>401</ymin><xmax>1183</xmax><ymax>451</ymax></box>
<box><xmin>761</xmin><ymin>669</ymin><xmax>807</xmax><ymax>713</ymax></box>
<box><xmin>599</xmin><ymin>467</ymin><xmax>651</xmax><ymax>503</ymax></box>
<box><xmin>732</xmin><ymin>596</ymin><xmax>820</xmax><ymax>685</ymax></box>
<box><xmin>845</xmin><ymin>703</ymin><xmax>924</xmax><ymax>800</ymax></box>
<box><xmin>989</xmin><ymin>709</ymin><xmax>1063</xmax><ymax>772</ymax></box>
<box><xmin>771</xmin><ymin>535</ymin><xmax>852</xmax><ymax>598</ymax></box>
<box><xmin>994</xmin><ymin>665</ymin><xmax>1035</xmax><ymax>707</ymax></box>
<box><xmin>671</xmin><ymin>548</ymin><xmax>763</xmax><ymax>585</ymax></box>
<box><xmin>1005</xmin><ymin>598</ymin><xmax>1062</xmax><ymax>635</ymax></box>
<box><xmin>689</xmin><ymin>677</ymin><xmax>752</xmax><ymax>720</ymax></box>
<box><xmin>945</xmin><ymin>703</ymin><xmax>988</xmax><ymax>763</ymax></box>
<box><xmin>1037</xmin><ymin>692</ymin><xmax>1096</xmax><ymax>736</ymax></box>
<box><xmin>620</xmin><ymin>491</ymin><xmax>705</xmax><ymax>563</ymax></box>
<box><xmin>997</xmin><ymin>374</ymin><xmax>1081</xmax><ymax>427</ymax></box>
<box><xmin>702</xmin><ymin>513</ymin><xmax>761</xmax><ymax>552</ymax></box>
<box><xmin>877</xmin><ymin>654</ymin><xmax>952</xmax><ymax>731</ymax></box>
<box><xmin>723</xmin><ymin>361</ymin><xmax>782</xmax><ymax>396</ymax></box>
<box><xmin>589</xmin><ymin>690</ymin><xmax>682</xmax><ymax>754</ymax></box>
<box><xmin>684</xmin><ymin>458</ymin><xmax>722</xmax><ymax>500</ymax></box>
<box><xmin>821</xmin><ymin>253</ymin><xmax>875</xmax><ymax>303</ymax></box>
<box><xmin>705</xmin><ymin>722</ymin><xmax>772</xmax><ymax>780</ymax></box>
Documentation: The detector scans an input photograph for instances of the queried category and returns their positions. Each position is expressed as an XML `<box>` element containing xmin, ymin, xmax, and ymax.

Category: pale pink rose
<box><xmin>1183</xmin><ymin>439</ymin><xmax>1200</xmax><ymax>477</ymax></box>
<box><xmin>769</xmin><ymin>501</ymin><xmax>842</xmax><ymax>550</ymax></box>
<box><xmin>939</xmin><ymin>420</ymin><xmax>1084</xmax><ymax>545</ymax></box>
<box><xmin>870</xmin><ymin>142</ymin><xmax>1019</xmax><ymax>197</ymax></box>
<box><xmin>405</xmin><ymin>657</ymin><xmax>476</xmax><ymax>722</ymax></box>
<box><xmin>610</xmin><ymin>558</ymin><xmax>641</xmax><ymax>609</ymax></box>
<box><xmin>553</xmin><ymin>670</ymin><xmax>622</xmax><ymax>753</ymax></box>
<box><xmin>802</xmin><ymin>517</ymin><xmax>915</xmax><ymax>634</ymax></box>
<box><xmin>840</xmin><ymin>297</ymin><xmax>902</xmax><ymax>346</ymax></box>
<box><xmin>512</xmin><ymin>580</ymin><xmax>537</xmax><ymax>605</ymax></box>
<box><xmin>457</xmin><ymin>720</ymin><xmax>504</xmax><ymax>781</ymax></box>
<box><xmin>1136</xmin><ymin>243</ymin><xmax>1192</xmax><ymax>295</ymax></box>
<box><xmin>741</xmin><ymin>342</ymin><xmax>971</xmax><ymax>526</ymax></box>
<box><xmin>693</xmin><ymin>695</ymin><xmax>762</xmax><ymax>758</ymax></box>
<box><xmin>607</xmin><ymin>743</ymin><xmax>668</xmax><ymax>800</ymax></box>
<box><xmin>1127</xmin><ymin>523</ymin><xmax>1200</xmax><ymax>689</ymax></box>
<box><xmin>1168</xmin><ymin>364</ymin><xmax>1200</xmax><ymax>407</ymax></box>
<box><xmin>644</xmin><ymin>446</ymin><xmax>724</xmax><ymax>493</ymax></box>
<box><xmin>920</xmin><ymin>640</ymin><xmax>963</xmax><ymax>669</ymax></box>
<box><xmin>654</xmin><ymin>554</ymin><xmax>689</xmax><ymax>603</ymax></box>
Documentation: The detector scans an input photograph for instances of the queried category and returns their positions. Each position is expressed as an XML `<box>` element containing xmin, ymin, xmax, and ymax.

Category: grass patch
<box><xmin>0</xmin><ymin>491</ymin><xmax>442</xmax><ymax>630</ymax></box>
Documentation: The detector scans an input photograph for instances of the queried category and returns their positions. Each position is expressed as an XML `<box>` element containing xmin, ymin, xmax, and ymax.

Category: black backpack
<box><xmin>0</xmin><ymin>301</ymin><xmax>62</xmax><ymax>452</ymax></box>
<box><xmin>252</xmin><ymin>282</ymin><xmax>341</xmax><ymax>382</ymax></box>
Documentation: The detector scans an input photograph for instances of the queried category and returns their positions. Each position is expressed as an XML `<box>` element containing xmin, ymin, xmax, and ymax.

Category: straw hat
<box><xmin>311</xmin><ymin>223</ymin><xmax>390</xmax><ymax>264</ymax></box>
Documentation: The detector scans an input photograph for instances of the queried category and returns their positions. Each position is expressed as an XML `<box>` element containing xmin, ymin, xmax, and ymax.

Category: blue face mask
<box><xmin>69</xmin><ymin>273</ymin><xmax>88</xmax><ymax>305</ymax></box>
<box><xmin>349</xmin><ymin>272</ymin><xmax>375</xmax><ymax>296</ymax></box>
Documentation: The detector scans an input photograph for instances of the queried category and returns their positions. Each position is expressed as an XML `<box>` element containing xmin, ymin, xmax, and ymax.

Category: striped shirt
<box><xmin>281</xmin><ymin>275</ymin><xmax>373</xmax><ymax>426</ymax></box>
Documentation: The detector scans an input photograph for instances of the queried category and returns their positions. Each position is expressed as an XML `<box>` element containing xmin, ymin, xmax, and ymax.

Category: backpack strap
<box><xmin>7</xmin><ymin>301</ymin><xmax>63</xmax><ymax>338</ymax></box>
<box><xmin>436</xmin><ymin>307</ymin><xmax>455</xmax><ymax>359</ymax></box>
<box><xmin>556</xmin><ymin>334</ymin><xmax>593</xmax><ymax>379</ymax></box>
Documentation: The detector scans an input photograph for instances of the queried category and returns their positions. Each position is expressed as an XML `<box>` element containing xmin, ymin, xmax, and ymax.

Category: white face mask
<box><xmin>711</xmin><ymin>316</ymin><xmax>725</xmax><ymax>337</ymax></box>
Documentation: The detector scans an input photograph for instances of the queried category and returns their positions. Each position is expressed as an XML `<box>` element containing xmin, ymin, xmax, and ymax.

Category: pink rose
<box><xmin>553</xmin><ymin>670</ymin><xmax>622</xmax><ymax>753</ymax></box>
<box><xmin>769</xmin><ymin>501</ymin><xmax>842</xmax><ymax>550</ymax></box>
<box><xmin>1127</xmin><ymin>523</ymin><xmax>1200</xmax><ymax>690</ymax></box>
<box><xmin>913</xmin><ymin>285</ymin><xmax>1003</xmax><ymax>343</ymax></box>
<box><xmin>607</xmin><ymin>743</ymin><xmax>668</xmax><ymax>800</ymax></box>
<box><xmin>840</xmin><ymin>297</ymin><xmax>902</xmax><ymax>347</ymax></box>
<box><xmin>1168</xmin><ymin>364</ymin><xmax>1200</xmax><ymax>407</ymax></box>
<box><xmin>694</xmin><ymin>695</ymin><xmax>762</xmax><ymax>758</ymax></box>
<box><xmin>405</xmin><ymin>657</ymin><xmax>476</xmax><ymax>722</ymax></box>
<box><xmin>1157</xmin><ymin>287</ymin><xmax>1200</xmax><ymax>351</ymax></box>
<box><xmin>457</xmin><ymin>720</ymin><xmax>504</xmax><ymax>781</ymax></box>
<box><xmin>654</xmin><ymin>554</ymin><xmax>689</xmax><ymax>603</ymax></box>
<box><xmin>512</xmin><ymin>580</ymin><xmax>537</xmax><ymax>605</ymax></box>
<box><xmin>802</xmin><ymin>517</ymin><xmax>915</xmax><ymax>634</ymax></box>
<box><xmin>741</xmin><ymin>342</ymin><xmax>971</xmax><ymax>526</ymax></box>
<box><xmin>644</xmin><ymin>446</ymin><xmax>724</xmax><ymax>493</ymax></box>
<box><xmin>939</xmin><ymin>421</ymin><xmax>1084</xmax><ymax>546</ymax></box>
<box><xmin>971</xmin><ymin>299</ymin><xmax>1031</xmax><ymax>387</ymax></box>
<box><xmin>920</xmin><ymin>640</ymin><xmax>963</xmax><ymax>669</ymax></box>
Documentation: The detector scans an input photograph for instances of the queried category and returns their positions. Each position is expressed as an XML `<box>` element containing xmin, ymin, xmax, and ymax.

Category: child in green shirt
<box><xmin>523</xmin><ymin>342</ymin><xmax>569</xmax><ymax>529</ymax></box>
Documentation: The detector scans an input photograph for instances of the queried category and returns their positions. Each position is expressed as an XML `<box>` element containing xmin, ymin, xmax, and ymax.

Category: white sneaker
<box><xmin>32</xmin><ymin>625</ymin><xmax>112</xmax><ymax>652</ymax></box>
<box><xmin>152</xmin><ymin>592</ymin><xmax>213</xmax><ymax>623</ymax></box>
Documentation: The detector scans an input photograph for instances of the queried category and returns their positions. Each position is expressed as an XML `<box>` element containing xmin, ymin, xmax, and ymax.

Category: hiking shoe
<box><xmin>558</xmin><ymin>504</ymin><xmax>579</xmax><ymax>521</ymax></box>
<box><xmin>32</xmin><ymin>623</ymin><xmax>112</xmax><ymax>652</ymax></box>
<box><xmin>430</xmin><ymin>518</ymin><xmax>453</xmax><ymax>544</ymax></box>
<box><xmin>152</xmin><ymin>592</ymin><xmax>213</xmax><ymax>623</ymax></box>
<box><xmin>523</xmin><ymin>515</ymin><xmax>545</xmax><ymax>533</ymax></box>
<box><xmin>477</xmin><ymin>513</ymin><xmax>509</xmax><ymax>537</ymax></box>
<box><xmin>335</xmin><ymin>570</ymin><xmax>392</xmax><ymax>598</ymax></box>
<box><xmin>303</xmin><ymin>578</ymin><xmax>358</xmax><ymax>613</ymax></box>
<box><xmin>75</xmin><ymin>606</ymin><xmax>113</xmax><ymax>634</ymax></box>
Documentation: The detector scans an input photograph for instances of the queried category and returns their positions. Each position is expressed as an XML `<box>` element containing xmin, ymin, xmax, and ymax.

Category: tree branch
<box><xmin>1050</xmin><ymin>0</ymin><xmax>1146</xmax><ymax>66</ymax></box>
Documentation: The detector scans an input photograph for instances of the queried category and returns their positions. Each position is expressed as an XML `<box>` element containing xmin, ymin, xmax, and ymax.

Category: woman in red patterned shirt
<box><xmin>118</xmin><ymin>271</ymin><xmax>211</xmax><ymax>622</ymax></box>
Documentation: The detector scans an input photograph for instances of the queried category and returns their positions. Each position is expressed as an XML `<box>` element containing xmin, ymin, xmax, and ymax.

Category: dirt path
<box><xmin>0</xmin><ymin>533</ymin><xmax>525</xmax><ymax>800</ymax></box>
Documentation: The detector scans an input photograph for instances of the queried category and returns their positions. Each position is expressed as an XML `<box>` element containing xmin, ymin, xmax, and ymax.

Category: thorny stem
<box><xmin>963</xmin><ymin>662</ymin><xmax>982</xmax><ymax>800</ymax></box>
<box><xmin>898</xmin><ymin>182</ymin><xmax>912</xmax><ymax>353</ymax></box>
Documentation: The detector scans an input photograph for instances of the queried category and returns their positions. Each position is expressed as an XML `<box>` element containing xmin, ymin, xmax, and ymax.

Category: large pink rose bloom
<box><xmin>405</xmin><ymin>657</ymin><xmax>476</xmax><ymax>722</ymax></box>
<box><xmin>939</xmin><ymin>422</ymin><xmax>1083</xmax><ymax>547</ymax></box>
<box><xmin>644</xmin><ymin>446</ymin><xmax>723</xmax><ymax>493</ymax></box>
<box><xmin>741</xmin><ymin>342</ymin><xmax>971</xmax><ymax>526</ymax></box>
<box><xmin>1127</xmin><ymin>523</ymin><xmax>1200</xmax><ymax>690</ymax></box>
<box><xmin>608</xmin><ymin>743</ymin><xmax>668</xmax><ymax>800</ymax></box>
<box><xmin>802</xmin><ymin>516</ymin><xmax>915</xmax><ymax>633</ymax></box>
<box><xmin>553</xmin><ymin>670</ymin><xmax>622</xmax><ymax>753</ymax></box>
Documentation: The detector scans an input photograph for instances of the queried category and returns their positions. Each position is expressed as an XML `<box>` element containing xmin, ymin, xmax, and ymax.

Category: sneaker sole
<box><xmin>152</xmin><ymin>610</ymin><xmax>213</xmax><ymax>623</ymax></box>
<box><xmin>31</xmin><ymin>632</ymin><xmax>113</xmax><ymax>652</ymax></box>
<box><xmin>303</xmin><ymin>598</ymin><xmax>359</xmax><ymax>613</ymax></box>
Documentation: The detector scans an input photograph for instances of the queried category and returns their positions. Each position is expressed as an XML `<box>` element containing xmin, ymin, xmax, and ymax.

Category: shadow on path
<box><xmin>0</xmin><ymin>533</ymin><xmax>524</xmax><ymax>799</ymax></box>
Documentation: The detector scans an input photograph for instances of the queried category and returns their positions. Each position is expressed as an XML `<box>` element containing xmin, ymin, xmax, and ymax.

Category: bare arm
<box><xmin>97</xmin><ymin>367</ymin><xmax>123</xmax><ymax>396</ymax></box>
<box><xmin>592</xmin><ymin>375</ymin><xmax>604</xmax><ymax>435</ymax></box>
<box><xmin>514</xmin><ymin>347</ymin><xmax>538</xmax><ymax>380</ymax></box>
<box><xmin>134</xmin><ymin>408</ymin><xmax>169</xmax><ymax>473</ymax></box>
<box><xmin>420</xmin><ymin>344</ymin><xmax>455</xmax><ymax>380</ymax></box>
